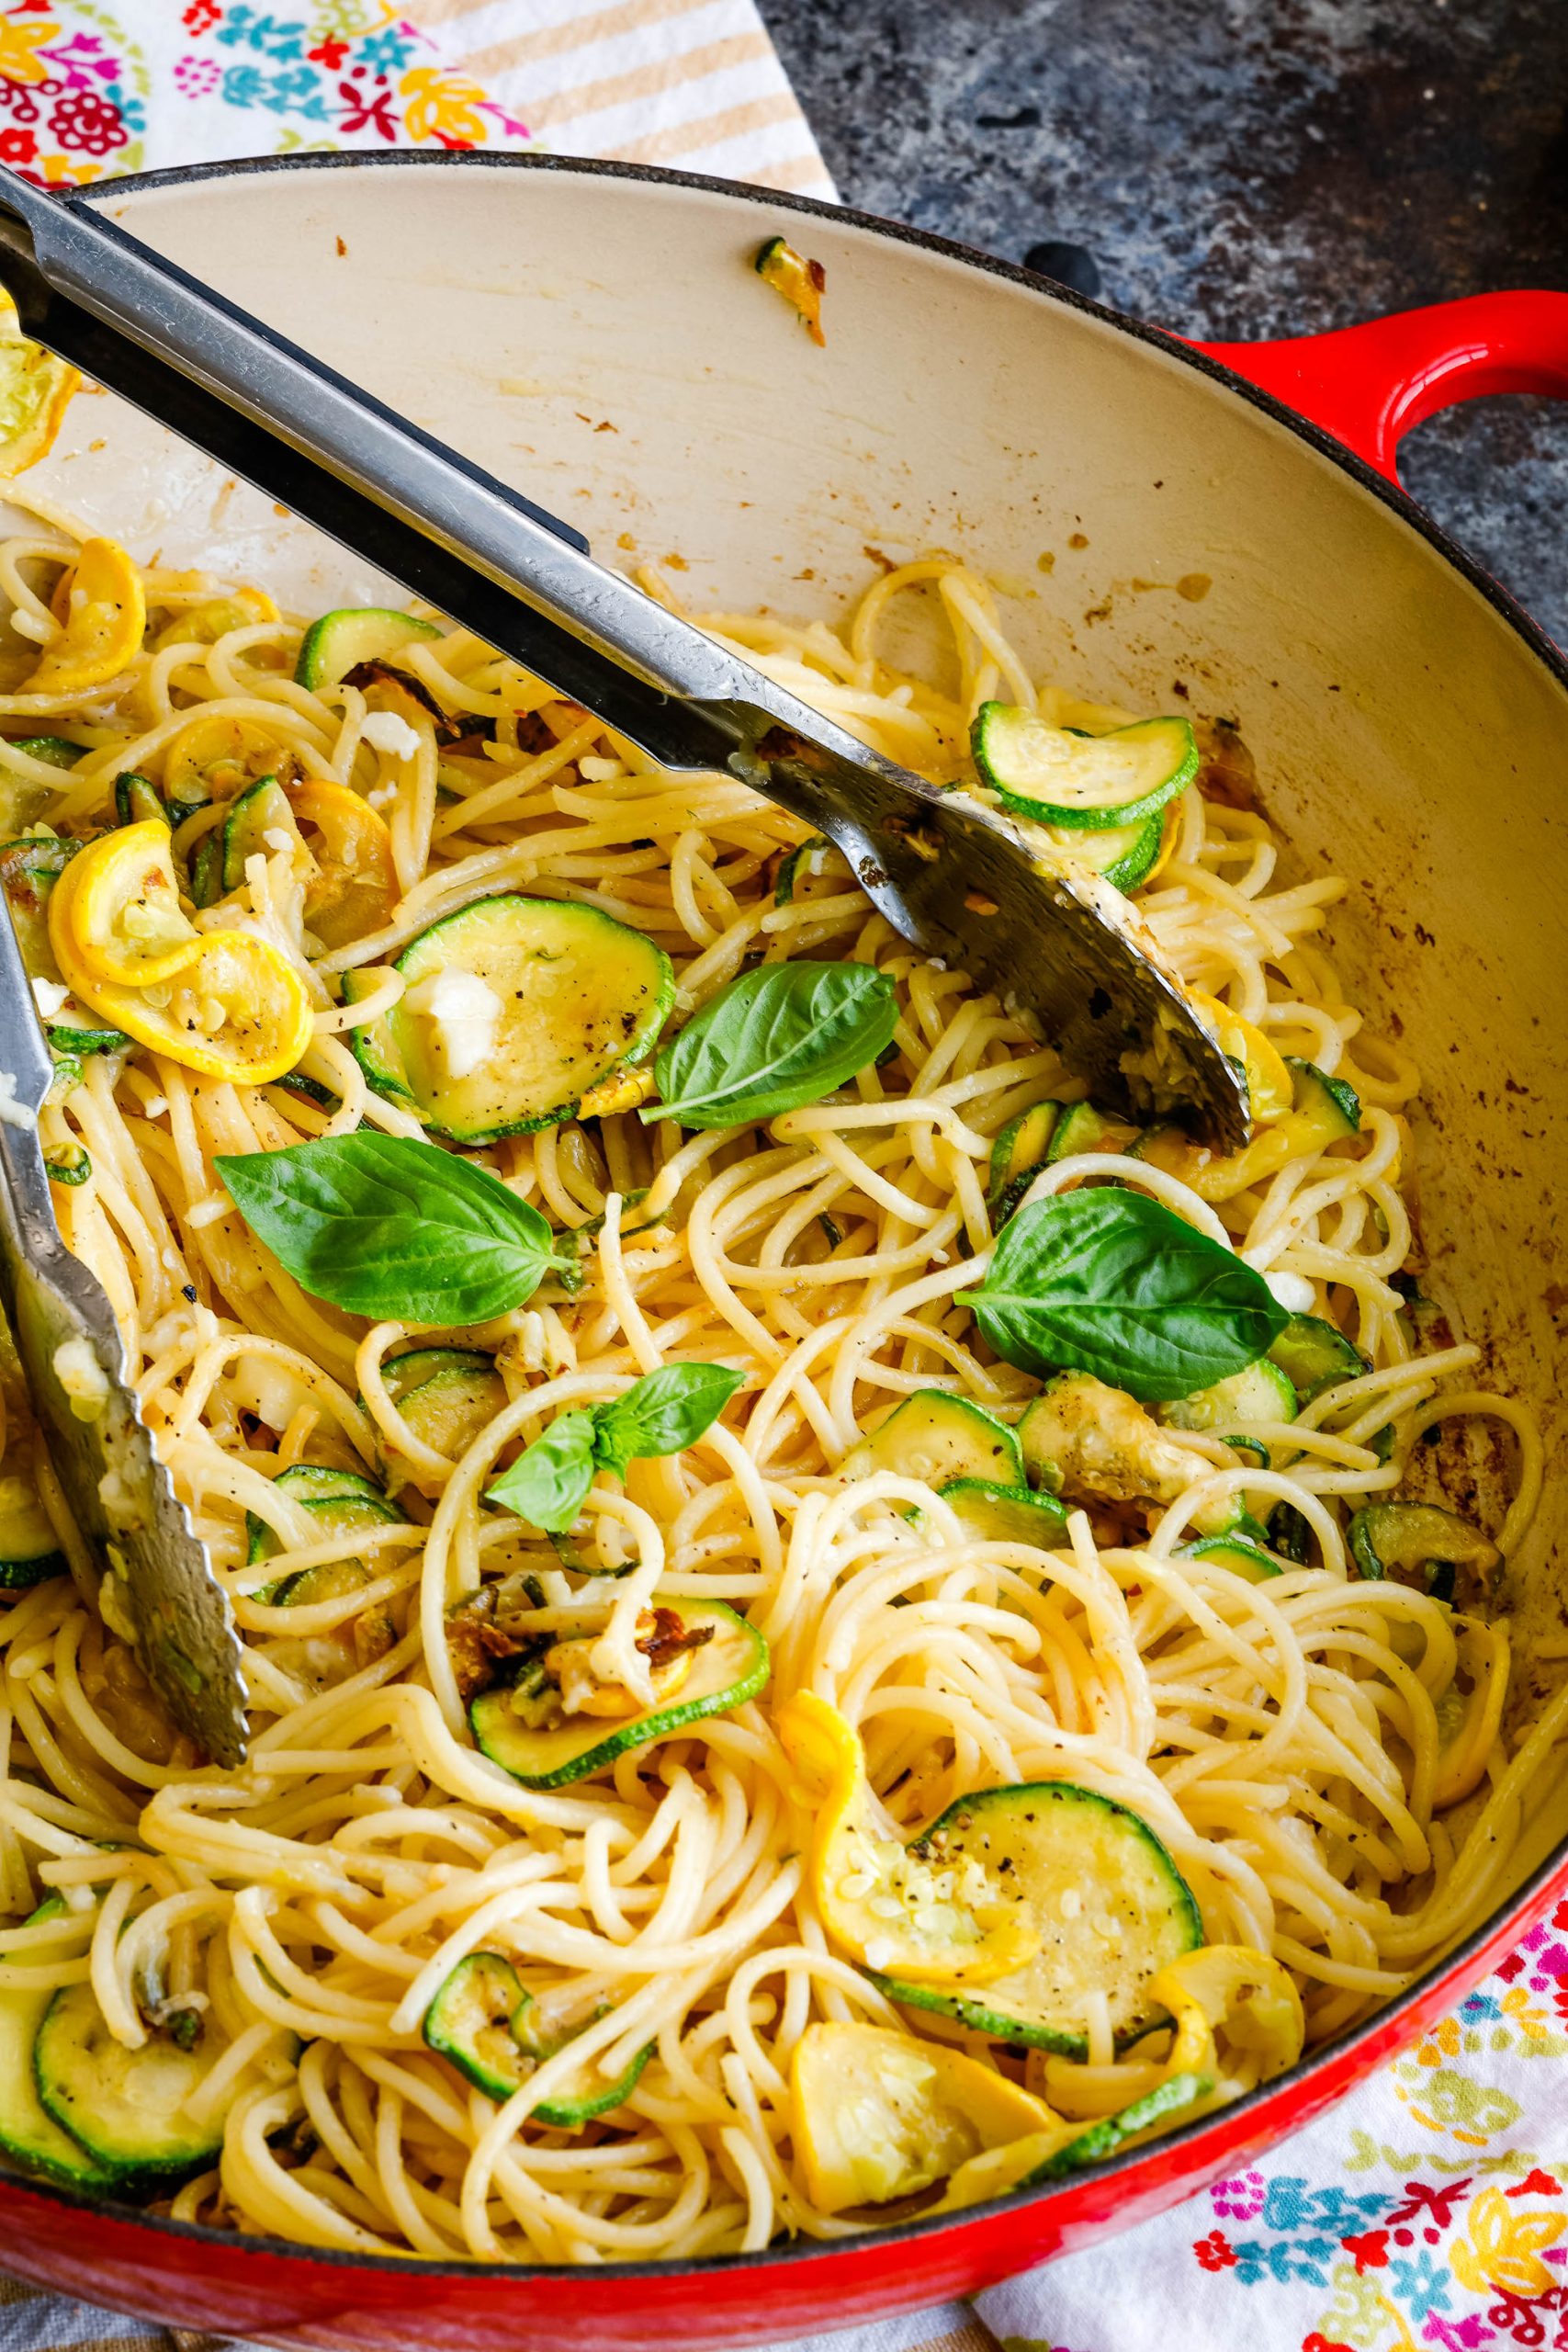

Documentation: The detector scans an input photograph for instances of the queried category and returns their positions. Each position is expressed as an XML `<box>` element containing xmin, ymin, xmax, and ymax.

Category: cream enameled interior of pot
<box><xmin>29</xmin><ymin>157</ymin><xmax>1568</xmax><ymax>1899</ymax></box>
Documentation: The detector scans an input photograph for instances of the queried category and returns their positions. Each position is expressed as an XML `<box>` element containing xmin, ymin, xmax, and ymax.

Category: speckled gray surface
<box><xmin>757</xmin><ymin>0</ymin><xmax>1568</xmax><ymax>644</ymax></box>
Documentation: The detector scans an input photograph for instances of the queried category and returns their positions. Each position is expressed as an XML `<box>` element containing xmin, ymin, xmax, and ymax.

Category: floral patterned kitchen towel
<box><xmin>976</xmin><ymin>1899</ymin><xmax>1568</xmax><ymax>2352</ymax></box>
<box><xmin>0</xmin><ymin>0</ymin><xmax>831</xmax><ymax>194</ymax></box>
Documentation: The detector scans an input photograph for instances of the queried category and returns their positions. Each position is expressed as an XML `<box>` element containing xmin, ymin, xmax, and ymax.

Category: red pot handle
<box><xmin>1192</xmin><ymin>290</ymin><xmax>1568</xmax><ymax>482</ymax></box>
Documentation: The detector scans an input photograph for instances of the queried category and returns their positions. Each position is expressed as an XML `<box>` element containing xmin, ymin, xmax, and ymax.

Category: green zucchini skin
<box><xmin>1163</xmin><ymin>1357</ymin><xmax>1297</xmax><ymax>1434</ymax></box>
<box><xmin>1268</xmin><ymin>1314</ymin><xmax>1369</xmax><ymax>1401</ymax></box>
<box><xmin>1347</xmin><ymin>1500</ymin><xmax>1498</xmax><ymax>1585</ymax></box>
<box><xmin>774</xmin><ymin>835</ymin><xmax>852</xmax><ymax>905</ymax></box>
<box><xmin>222</xmin><ymin>775</ymin><xmax>296</xmax><ymax>891</ymax></box>
<box><xmin>1177</xmin><ymin>1533</ymin><xmax>1283</xmax><ymax>1581</ymax></box>
<box><xmin>0</xmin><ymin>1900</ymin><xmax>118</xmax><ymax>2190</ymax></box>
<box><xmin>33</xmin><ymin>1983</ymin><xmax>234</xmax><ymax>2180</ymax></box>
<box><xmin>1024</xmin><ymin>2070</ymin><xmax>1214</xmax><ymax>2182</ymax></box>
<box><xmin>113</xmin><ymin>771</ymin><xmax>167</xmax><ymax>829</ymax></box>
<box><xmin>344</xmin><ymin>894</ymin><xmax>675</xmax><ymax>1144</ymax></box>
<box><xmin>383</xmin><ymin>1351</ymin><xmax>508</xmax><ymax>1462</ymax></box>
<box><xmin>245</xmin><ymin>1464</ymin><xmax>400</xmax><ymax>1600</ymax></box>
<box><xmin>470</xmin><ymin>1599</ymin><xmax>769</xmax><ymax>1790</ymax></box>
<box><xmin>938</xmin><ymin>1478</ymin><xmax>1068</xmax><ymax>1546</ymax></box>
<box><xmin>423</xmin><ymin>1952</ymin><xmax>652</xmax><ymax>2126</ymax></box>
<box><xmin>841</xmin><ymin>1390</ymin><xmax>1024</xmax><ymax>1490</ymax></box>
<box><xmin>869</xmin><ymin>1780</ymin><xmax>1202</xmax><ymax>2054</ymax></box>
<box><xmin>295</xmin><ymin>607</ymin><xmax>441</xmax><ymax>691</ymax></box>
<box><xmin>7</xmin><ymin>736</ymin><xmax>85</xmax><ymax>771</ymax></box>
<box><xmin>987</xmin><ymin>1101</ymin><xmax>1060</xmax><ymax>1214</ymax></box>
<box><xmin>0</xmin><ymin>1452</ymin><xmax>67</xmax><ymax>1587</ymax></box>
<box><xmin>971</xmin><ymin>706</ymin><xmax>1197</xmax><ymax>830</ymax></box>
<box><xmin>1046</xmin><ymin>1101</ymin><xmax>1139</xmax><ymax>1162</ymax></box>
<box><xmin>1285</xmin><ymin>1057</ymin><xmax>1360</xmax><ymax>1136</ymax></box>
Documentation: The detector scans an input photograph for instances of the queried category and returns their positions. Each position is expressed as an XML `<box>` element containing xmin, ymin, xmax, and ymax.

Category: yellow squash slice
<box><xmin>1190</xmin><ymin>990</ymin><xmax>1292</xmax><ymax>1125</ymax></box>
<box><xmin>1149</xmin><ymin>1943</ymin><xmax>1303</xmax><ymax>2088</ymax></box>
<box><xmin>26</xmin><ymin>538</ymin><xmax>145</xmax><ymax>697</ymax></box>
<box><xmin>777</xmin><ymin>1690</ymin><xmax>1038</xmax><ymax>1989</ymax></box>
<box><xmin>290</xmin><ymin>779</ymin><xmax>397</xmax><ymax>952</ymax></box>
<box><xmin>789</xmin><ymin>2020</ymin><xmax>1056</xmax><ymax>2211</ymax></box>
<box><xmin>56</xmin><ymin>820</ymin><xmax>200</xmax><ymax>986</ymax></box>
<box><xmin>163</xmin><ymin>713</ymin><xmax>294</xmax><ymax>813</ymax></box>
<box><xmin>0</xmin><ymin>290</ymin><xmax>78</xmax><ymax>481</ymax></box>
<box><xmin>50</xmin><ymin>865</ymin><xmax>310</xmax><ymax>1087</ymax></box>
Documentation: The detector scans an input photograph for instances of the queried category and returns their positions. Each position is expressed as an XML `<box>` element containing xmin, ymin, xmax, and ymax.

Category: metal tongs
<box><xmin>0</xmin><ymin>167</ymin><xmax>1248</xmax><ymax>1762</ymax></box>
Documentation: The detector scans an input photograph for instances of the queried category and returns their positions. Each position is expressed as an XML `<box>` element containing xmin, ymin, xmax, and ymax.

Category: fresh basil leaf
<box><xmin>215</xmin><ymin>1134</ymin><xmax>562</xmax><ymax>1324</ymax></box>
<box><xmin>486</xmin><ymin>1409</ymin><xmax>597</xmax><ymax>1533</ymax></box>
<box><xmin>959</xmin><ymin>1189</ymin><xmax>1289</xmax><ymax>1402</ymax></box>
<box><xmin>642</xmin><ymin>961</ymin><xmax>897</xmax><ymax>1130</ymax></box>
<box><xmin>592</xmin><ymin>1363</ymin><xmax>744</xmax><ymax>1479</ymax></box>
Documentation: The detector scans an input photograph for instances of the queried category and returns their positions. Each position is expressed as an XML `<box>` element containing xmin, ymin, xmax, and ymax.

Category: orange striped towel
<box><xmin>400</xmin><ymin>0</ymin><xmax>834</xmax><ymax>193</ymax></box>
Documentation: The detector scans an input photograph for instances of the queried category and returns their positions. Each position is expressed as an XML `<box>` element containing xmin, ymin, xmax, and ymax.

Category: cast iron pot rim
<box><xmin>8</xmin><ymin>144</ymin><xmax>1557</xmax><ymax>2291</ymax></box>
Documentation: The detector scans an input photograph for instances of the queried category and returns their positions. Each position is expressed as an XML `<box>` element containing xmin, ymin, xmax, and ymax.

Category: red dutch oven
<box><xmin>1</xmin><ymin>154</ymin><xmax>1563</xmax><ymax>2349</ymax></box>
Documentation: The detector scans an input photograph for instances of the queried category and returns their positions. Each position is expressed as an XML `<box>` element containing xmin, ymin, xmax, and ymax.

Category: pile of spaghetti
<box><xmin>0</xmin><ymin>498</ymin><xmax>1551</xmax><ymax>2264</ymax></box>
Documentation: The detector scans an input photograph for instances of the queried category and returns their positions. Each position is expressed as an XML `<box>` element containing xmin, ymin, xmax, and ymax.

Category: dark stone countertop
<box><xmin>758</xmin><ymin>0</ymin><xmax>1568</xmax><ymax>644</ymax></box>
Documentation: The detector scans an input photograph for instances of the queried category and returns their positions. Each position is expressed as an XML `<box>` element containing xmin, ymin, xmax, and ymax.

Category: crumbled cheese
<box><xmin>1266</xmin><ymin>1269</ymin><xmax>1316</xmax><ymax>1315</ymax></box>
<box><xmin>366</xmin><ymin>782</ymin><xmax>398</xmax><ymax>808</ymax></box>
<box><xmin>53</xmin><ymin>1336</ymin><xmax>109</xmax><ymax>1421</ymax></box>
<box><xmin>0</xmin><ymin>1070</ymin><xmax>36</xmax><ymax>1130</ymax></box>
<box><xmin>262</xmin><ymin>827</ymin><xmax>295</xmax><ymax>854</ymax></box>
<box><xmin>30</xmin><ymin>977</ymin><xmax>69</xmax><ymax>1019</ymax></box>
<box><xmin>404</xmin><ymin>966</ymin><xmax>502</xmax><ymax>1080</ymax></box>
<box><xmin>360</xmin><ymin>710</ymin><xmax>422</xmax><ymax>761</ymax></box>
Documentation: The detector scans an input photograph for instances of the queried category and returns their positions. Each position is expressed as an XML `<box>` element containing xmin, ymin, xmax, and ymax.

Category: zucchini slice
<box><xmin>34</xmin><ymin>1982</ymin><xmax>237</xmax><ymax>2179</ymax></box>
<box><xmin>383</xmin><ymin>1347</ymin><xmax>507</xmax><ymax>1461</ymax></box>
<box><xmin>1348</xmin><ymin>1501</ymin><xmax>1499</xmax><ymax>1587</ymax></box>
<box><xmin>0</xmin><ymin>1900</ymin><xmax>116</xmax><ymax>2189</ymax></box>
<box><xmin>470</xmin><ymin>1597</ymin><xmax>768</xmax><ymax>1790</ymax></box>
<box><xmin>1019</xmin><ymin>1373</ymin><xmax>1257</xmax><ymax>1538</ymax></box>
<box><xmin>1036</xmin><ymin>808</ymin><xmax>1167</xmax><ymax>892</ymax></box>
<box><xmin>1046</xmin><ymin>1099</ymin><xmax>1141</xmax><ymax>1161</ymax></box>
<box><xmin>344</xmin><ymin>895</ymin><xmax>674</xmax><ymax>1144</ymax></box>
<box><xmin>987</xmin><ymin>1100</ymin><xmax>1061</xmax><ymax>1212</ymax></box>
<box><xmin>222</xmin><ymin>775</ymin><xmax>301</xmax><ymax>891</ymax></box>
<box><xmin>423</xmin><ymin>1953</ymin><xmax>651</xmax><ymax>2126</ymax></box>
<box><xmin>7</xmin><ymin>735</ymin><xmax>84</xmax><ymax>771</ymax></box>
<box><xmin>1268</xmin><ymin>1313</ymin><xmax>1369</xmax><ymax>1401</ymax></box>
<box><xmin>1221</xmin><ymin>1433</ymin><xmax>1270</xmax><ymax>1470</ymax></box>
<box><xmin>113</xmin><ymin>770</ymin><xmax>167</xmax><ymax>829</ymax></box>
<box><xmin>932</xmin><ymin>2071</ymin><xmax>1214</xmax><ymax>2212</ymax></box>
<box><xmin>187</xmin><ymin>830</ymin><xmax>224</xmax><ymax>911</ymax></box>
<box><xmin>1269</xmin><ymin>1501</ymin><xmax>1314</xmax><ymax>1565</ymax></box>
<box><xmin>0</xmin><ymin>1453</ymin><xmax>66</xmax><ymax>1588</ymax></box>
<box><xmin>42</xmin><ymin>1140</ymin><xmax>91</xmax><ymax>1186</ymax></box>
<box><xmin>774</xmin><ymin>834</ymin><xmax>853</xmax><ymax>904</ymax></box>
<box><xmin>971</xmin><ymin>706</ymin><xmax>1198</xmax><ymax>830</ymax></box>
<box><xmin>245</xmin><ymin>1464</ymin><xmax>400</xmax><ymax>1583</ymax></box>
<box><xmin>869</xmin><ymin>1781</ymin><xmax>1202</xmax><ymax>2053</ymax></box>
<box><xmin>1286</xmin><ymin>1057</ymin><xmax>1360</xmax><ymax>1139</ymax></box>
<box><xmin>295</xmin><ymin>607</ymin><xmax>441</xmax><ymax>692</ymax></box>
<box><xmin>841</xmin><ymin>1389</ymin><xmax>1024</xmax><ymax>1490</ymax></box>
<box><xmin>1163</xmin><ymin>1357</ymin><xmax>1297</xmax><ymax>1433</ymax></box>
<box><xmin>939</xmin><ymin>1478</ymin><xmax>1068</xmax><ymax>1547</ymax></box>
<box><xmin>1177</xmin><ymin>1532</ymin><xmax>1283</xmax><ymax>1581</ymax></box>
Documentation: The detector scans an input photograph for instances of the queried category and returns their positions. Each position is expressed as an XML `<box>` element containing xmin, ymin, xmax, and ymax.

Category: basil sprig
<box><xmin>960</xmin><ymin>1189</ymin><xmax>1288</xmax><ymax>1402</ymax></box>
<box><xmin>215</xmin><ymin>1134</ymin><xmax>563</xmax><ymax>1325</ymax></box>
<box><xmin>641</xmin><ymin>961</ymin><xmax>897</xmax><ymax>1130</ymax></box>
<box><xmin>487</xmin><ymin>1363</ymin><xmax>744</xmax><ymax>1532</ymax></box>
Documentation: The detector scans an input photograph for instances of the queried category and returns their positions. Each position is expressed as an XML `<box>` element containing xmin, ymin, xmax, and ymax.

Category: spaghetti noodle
<box><xmin>0</xmin><ymin>501</ymin><xmax>1549</xmax><ymax>2260</ymax></box>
